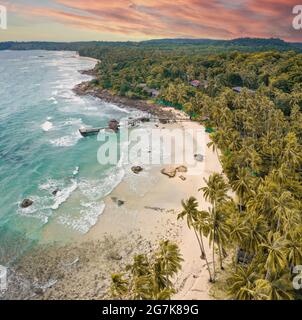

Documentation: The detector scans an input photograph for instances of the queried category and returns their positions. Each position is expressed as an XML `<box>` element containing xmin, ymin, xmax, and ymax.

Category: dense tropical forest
<box><xmin>2</xmin><ymin>38</ymin><xmax>302</xmax><ymax>300</ymax></box>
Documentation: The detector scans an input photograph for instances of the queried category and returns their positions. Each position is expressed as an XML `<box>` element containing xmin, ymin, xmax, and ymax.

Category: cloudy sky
<box><xmin>1</xmin><ymin>0</ymin><xmax>301</xmax><ymax>42</ymax></box>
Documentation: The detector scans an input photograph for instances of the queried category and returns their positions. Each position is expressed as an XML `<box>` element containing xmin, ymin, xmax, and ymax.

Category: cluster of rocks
<box><xmin>20</xmin><ymin>186</ymin><xmax>63</xmax><ymax>209</ymax></box>
<box><xmin>111</xmin><ymin>197</ymin><xmax>125</xmax><ymax>207</ymax></box>
<box><xmin>2</xmin><ymin>233</ymin><xmax>158</xmax><ymax>300</ymax></box>
<box><xmin>161</xmin><ymin>165</ymin><xmax>188</xmax><ymax>180</ymax></box>
<box><xmin>73</xmin><ymin>83</ymin><xmax>178</xmax><ymax>120</ymax></box>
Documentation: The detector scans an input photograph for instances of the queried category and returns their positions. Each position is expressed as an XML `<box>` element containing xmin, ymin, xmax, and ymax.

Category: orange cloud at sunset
<box><xmin>2</xmin><ymin>0</ymin><xmax>302</xmax><ymax>41</ymax></box>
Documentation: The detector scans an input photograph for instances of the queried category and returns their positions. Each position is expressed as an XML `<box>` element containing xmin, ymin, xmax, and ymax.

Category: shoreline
<box><xmin>4</xmin><ymin>59</ymin><xmax>222</xmax><ymax>300</ymax></box>
<box><xmin>73</xmin><ymin>72</ymin><xmax>223</xmax><ymax>299</ymax></box>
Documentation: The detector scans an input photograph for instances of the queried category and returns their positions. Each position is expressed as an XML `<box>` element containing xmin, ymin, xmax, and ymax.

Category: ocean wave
<box><xmin>49</xmin><ymin>131</ymin><xmax>82</xmax><ymax>147</ymax></box>
<box><xmin>51</xmin><ymin>179</ymin><xmax>78</xmax><ymax>210</ymax></box>
<box><xmin>78</xmin><ymin>167</ymin><xmax>125</xmax><ymax>201</ymax></box>
<box><xmin>58</xmin><ymin>201</ymin><xmax>105</xmax><ymax>234</ymax></box>
<box><xmin>17</xmin><ymin>195</ymin><xmax>52</xmax><ymax>224</ymax></box>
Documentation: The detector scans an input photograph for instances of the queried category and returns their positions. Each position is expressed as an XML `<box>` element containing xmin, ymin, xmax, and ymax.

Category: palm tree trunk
<box><xmin>218</xmin><ymin>242</ymin><xmax>224</xmax><ymax>270</ymax></box>
<box><xmin>193</xmin><ymin>228</ymin><xmax>205</xmax><ymax>259</ymax></box>
<box><xmin>199</xmin><ymin>231</ymin><xmax>213</xmax><ymax>282</ymax></box>
<box><xmin>216</xmin><ymin>149</ymin><xmax>222</xmax><ymax>166</ymax></box>
<box><xmin>212</xmin><ymin>241</ymin><xmax>216</xmax><ymax>282</ymax></box>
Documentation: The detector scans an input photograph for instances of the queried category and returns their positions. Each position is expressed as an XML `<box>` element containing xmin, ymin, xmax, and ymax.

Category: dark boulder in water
<box><xmin>20</xmin><ymin>199</ymin><xmax>33</xmax><ymax>208</ymax></box>
<box><xmin>131</xmin><ymin>166</ymin><xmax>143</xmax><ymax>174</ymax></box>
<box><xmin>52</xmin><ymin>189</ymin><xmax>60</xmax><ymax>196</ymax></box>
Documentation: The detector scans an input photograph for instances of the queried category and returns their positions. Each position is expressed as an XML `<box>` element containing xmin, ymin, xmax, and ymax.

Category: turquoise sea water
<box><xmin>0</xmin><ymin>51</ymin><xmax>142</xmax><ymax>265</ymax></box>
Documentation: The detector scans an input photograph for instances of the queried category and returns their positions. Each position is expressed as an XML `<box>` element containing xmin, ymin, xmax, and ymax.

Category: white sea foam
<box><xmin>39</xmin><ymin>178</ymin><xmax>61</xmax><ymax>192</ymax></box>
<box><xmin>51</xmin><ymin>179</ymin><xmax>78</xmax><ymax>210</ymax></box>
<box><xmin>79</xmin><ymin>168</ymin><xmax>125</xmax><ymax>201</ymax></box>
<box><xmin>58</xmin><ymin>201</ymin><xmax>105</xmax><ymax>234</ymax></box>
<box><xmin>73</xmin><ymin>166</ymin><xmax>80</xmax><ymax>176</ymax></box>
<box><xmin>50</xmin><ymin>131</ymin><xmax>82</xmax><ymax>147</ymax></box>
<box><xmin>41</xmin><ymin>121</ymin><xmax>53</xmax><ymax>132</ymax></box>
<box><xmin>17</xmin><ymin>195</ymin><xmax>52</xmax><ymax>224</ymax></box>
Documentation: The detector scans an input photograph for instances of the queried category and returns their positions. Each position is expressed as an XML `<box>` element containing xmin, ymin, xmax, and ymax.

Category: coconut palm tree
<box><xmin>237</xmin><ymin>212</ymin><xmax>267</xmax><ymax>264</ymax></box>
<box><xmin>253</xmin><ymin>275</ymin><xmax>294</xmax><ymax>300</ymax></box>
<box><xmin>156</xmin><ymin>240</ymin><xmax>183</xmax><ymax>291</ymax></box>
<box><xmin>231</xmin><ymin>167</ymin><xmax>252</xmax><ymax>212</ymax></box>
<box><xmin>178</xmin><ymin>197</ymin><xmax>214</xmax><ymax>281</ymax></box>
<box><xmin>261</xmin><ymin>232</ymin><xmax>289</xmax><ymax>281</ymax></box>
<box><xmin>110</xmin><ymin>274</ymin><xmax>129</xmax><ymax>299</ymax></box>
<box><xmin>227</xmin><ymin>265</ymin><xmax>258</xmax><ymax>300</ymax></box>
<box><xmin>286</xmin><ymin>230</ymin><xmax>302</xmax><ymax>268</ymax></box>
<box><xmin>179</xmin><ymin>197</ymin><xmax>205</xmax><ymax>258</ymax></box>
<box><xmin>271</xmin><ymin>191</ymin><xmax>298</xmax><ymax>234</ymax></box>
<box><xmin>202</xmin><ymin>205</ymin><xmax>230</xmax><ymax>277</ymax></box>
<box><xmin>199</xmin><ymin>173</ymin><xmax>230</xmax><ymax>281</ymax></box>
<box><xmin>200</xmin><ymin>173</ymin><xmax>230</xmax><ymax>206</ymax></box>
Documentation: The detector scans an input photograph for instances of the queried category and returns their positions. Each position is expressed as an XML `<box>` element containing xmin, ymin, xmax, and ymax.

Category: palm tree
<box><xmin>199</xmin><ymin>173</ymin><xmax>230</xmax><ymax>281</ymax></box>
<box><xmin>200</xmin><ymin>173</ymin><xmax>229</xmax><ymax>206</ymax></box>
<box><xmin>231</xmin><ymin>167</ymin><xmax>252</xmax><ymax>212</ymax></box>
<box><xmin>271</xmin><ymin>191</ymin><xmax>298</xmax><ymax>233</ymax></box>
<box><xmin>281</xmin><ymin>132</ymin><xmax>302</xmax><ymax>169</ymax></box>
<box><xmin>156</xmin><ymin>240</ymin><xmax>183</xmax><ymax>291</ymax></box>
<box><xmin>202</xmin><ymin>205</ymin><xmax>230</xmax><ymax>277</ymax></box>
<box><xmin>178</xmin><ymin>198</ymin><xmax>214</xmax><ymax>283</ymax></box>
<box><xmin>243</xmin><ymin>213</ymin><xmax>267</xmax><ymax>255</ymax></box>
<box><xmin>111</xmin><ymin>241</ymin><xmax>183</xmax><ymax>300</ymax></box>
<box><xmin>286</xmin><ymin>230</ymin><xmax>302</xmax><ymax>268</ymax></box>
<box><xmin>110</xmin><ymin>274</ymin><xmax>129</xmax><ymax>299</ymax></box>
<box><xmin>178</xmin><ymin>197</ymin><xmax>206</xmax><ymax>259</ymax></box>
<box><xmin>207</xmin><ymin>133</ymin><xmax>223</xmax><ymax>165</ymax></box>
<box><xmin>227</xmin><ymin>265</ymin><xmax>258</xmax><ymax>300</ymax></box>
<box><xmin>253</xmin><ymin>275</ymin><xmax>294</xmax><ymax>300</ymax></box>
<box><xmin>261</xmin><ymin>232</ymin><xmax>289</xmax><ymax>281</ymax></box>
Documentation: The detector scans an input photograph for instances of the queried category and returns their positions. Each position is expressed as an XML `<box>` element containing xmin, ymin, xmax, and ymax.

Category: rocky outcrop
<box><xmin>176</xmin><ymin>165</ymin><xmax>188</xmax><ymax>173</ymax></box>
<box><xmin>131</xmin><ymin>166</ymin><xmax>143</xmax><ymax>174</ymax></box>
<box><xmin>108</xmin><ymin>119</ymin><xmax>119</xmax><ymax>132</ymax></box>
<box><xmin>161</xmin><ymin>167</ymin><xmax>177</xmax><ymax>178</ymax></box>
<box><xmin>161</xmin><ymin>165</ymin><xmax>188</xmax><ymax>178</ymax></box>
<box><xmin>52</xmin><ymin>189</ymin><xmax>60</xmax><ymax>196</ymax></box>
<box><xmin>20</xmin><ymin>199</ymin><xmax>33</xmax><ymax>208</ymax></box>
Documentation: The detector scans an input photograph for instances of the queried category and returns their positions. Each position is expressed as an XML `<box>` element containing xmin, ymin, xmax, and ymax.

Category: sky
<box><xmin>0</xmin><ymin>0</ymin><xmax>301</xmax><ymax>42</ymax></box>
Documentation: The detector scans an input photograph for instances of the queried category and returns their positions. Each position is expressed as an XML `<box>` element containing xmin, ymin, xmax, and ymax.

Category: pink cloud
<box><xmin>6</xmin><ymin>0</ymin><xmax>302</xmax><ymax>41</ymax></box>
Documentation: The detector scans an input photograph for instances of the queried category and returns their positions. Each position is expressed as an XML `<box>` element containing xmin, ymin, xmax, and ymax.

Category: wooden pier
<box><xmin>79</xmin><ymin>117</ymin><xmax>191</xmax><ymax>137</ymax></box>
<box><xmin>79</xmin><ymin>128</ymin><xmax>104</xmax><ymax>137</ymax></box>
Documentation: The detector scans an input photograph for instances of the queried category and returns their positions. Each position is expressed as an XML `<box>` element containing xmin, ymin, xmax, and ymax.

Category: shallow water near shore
<box><xmin>0</xmin><ymin>50</ymin><xmax>147</xmax><ymax>264</ymax></box>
